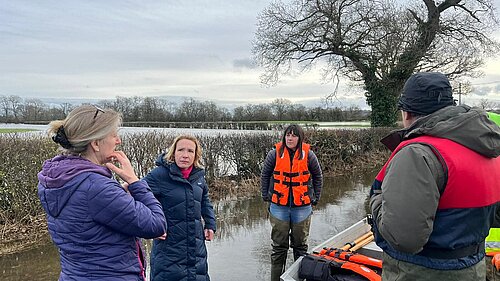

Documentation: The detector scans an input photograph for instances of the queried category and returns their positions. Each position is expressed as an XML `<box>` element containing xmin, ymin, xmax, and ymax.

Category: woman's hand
<box><xmin>105</xmin><ymin>151</ymin><xmax>139</xmax><ymax>184</ymax></box>
<box><xmin>204</xmin><ymin>229</ymin><xmax>214</xmax><ymax>241</ymax></box>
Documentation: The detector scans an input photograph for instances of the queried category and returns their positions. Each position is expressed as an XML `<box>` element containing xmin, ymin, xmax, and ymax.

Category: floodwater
<box><xmin>0</xmin><ymin>170</ymin><xmax>376</xmax><ymax>281</ymax></box>
<box><xmin>0</xmin><ymin>121</ymin><xmax>370</xmax><ymax>136</ymax></box>
<box><xmin>0</xmin><ymin>123</ymin><xmax>274</xmax><ymax>137</ymax></box>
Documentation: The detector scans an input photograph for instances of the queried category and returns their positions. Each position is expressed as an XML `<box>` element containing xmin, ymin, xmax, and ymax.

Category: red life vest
<box><xmin>272</xmin><ymin>142</ymin><xmax>311</xmax><ymax>206</ymax></box>
<box><xmin>376</xmin><ymin>135</ymin><xmax>499</xmax><ymax>209</ymax></box>
<box><xmin>373</xmin><ymin>135</ymin><xmax>500</xmax><ymax>269</ymax></box>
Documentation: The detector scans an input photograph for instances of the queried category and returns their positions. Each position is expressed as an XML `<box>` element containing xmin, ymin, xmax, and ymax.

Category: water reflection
<box><xmin>0</xmin><ymin>170</ymin><xmax>378</xmax><ymax>281</ymax></box>
<box><xmin>1</xmin><ymin>243</ymin><xmax>60</xmax><ymax>280</ymax></box>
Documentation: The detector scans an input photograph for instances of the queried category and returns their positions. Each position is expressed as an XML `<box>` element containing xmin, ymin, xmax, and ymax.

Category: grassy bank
<box><xmin>0</xmin><ymin>128</ymin><xmax>38</xmax><ymax>133</ymax></box>
<box><xmin>0</xmin><ymin>128</ymin><xmax>393</xmax><ymax>255</ymax></box>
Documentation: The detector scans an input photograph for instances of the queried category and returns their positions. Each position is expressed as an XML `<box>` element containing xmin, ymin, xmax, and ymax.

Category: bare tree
<box><xmin>59</xmin><ymin>102</ymin><xmax>74</xmax><ymax>117</ymax></box>
<box><xmin>157</xmin><ymin>99</ymin><xmax>176</xmax><ymax>121</ymax></box>
<box><xmin>22</xmin><ymin>98</ymin><xmax>46</xmax><ymax>121</ymax></box>
<box><xmin>270</xmin><ymin>98</ymin><xmax>293</xmax><ymax>120</ymax></box>
<box><xmin>253</xmin><ymin>0</ymin><xmax>499</xmax><ymax>126</ymax></box>
<box><xmin>176</xmin><ymin>98</ymin><xmax>203</xmax><ymax>122</ymax></box>
<box><xmin>6</xmin><ymin>95</ymin><xmax>23</xmax><ymax>122</ymax></box>
<box><xmin>451</xmin><ymin>80</ymin><xmax>473</xmax><ymax>105</ymax></box>
<box><xmin>203</xmin><ymin>101</ymin><xmax>219</xmax><ymax>122</ymax></box>
<box><xmin>476</xmin><ymin>98</ymin><xmax>498</xmax><ymax>110</ymax></box>
<box><xmin>243</xmin><ymin>105</ymin><xmax>261</xmax><ymax>121</ymax></box>
<box><xmin>0</xmin><ymin>95</ymin><xmax>9</xmax><ymax>120</ymax></box>
<box><xmin>142</xmin><ymin>97</ymin><xmax>167</xmax><ymax>121</ymax></box>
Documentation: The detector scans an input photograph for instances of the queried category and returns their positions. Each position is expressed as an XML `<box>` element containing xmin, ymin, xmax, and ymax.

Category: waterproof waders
<box><xmin>270</xmin><ymin>213</ymin><xmax>311</xmax><ymax>281</ymax></box>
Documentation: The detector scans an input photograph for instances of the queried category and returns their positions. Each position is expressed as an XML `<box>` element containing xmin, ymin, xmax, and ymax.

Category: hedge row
<box><xmin>0</xmin><ymin>128</ymin><xmax>392</xmax><ymax>224</ymax></box>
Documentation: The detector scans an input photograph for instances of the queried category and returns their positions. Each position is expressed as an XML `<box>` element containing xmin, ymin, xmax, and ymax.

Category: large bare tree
<box><xmin>253</xmin><ymin>0</ymin><xmax>499</xmax><ymax>126</ymax></box>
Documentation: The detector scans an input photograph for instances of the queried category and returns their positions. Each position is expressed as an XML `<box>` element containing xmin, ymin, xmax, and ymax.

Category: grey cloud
<box><xmin>495</xmin><ymin>84</ymin><xmax>500</xmax><ymax>92</ymax></box>
<box><xmin>473</xmin><ymin>86</ymin><xmax>492</xmax><ymax>96</ymax></box>
<box><xmin>2</xmin><ymin>0</ymin><xmax>499</xmax><ymax>107</ymax></box>
<box><xmin>233</xmin><ymin>58</ymin><xmax>257</xmax><ymax>69</ymax></box>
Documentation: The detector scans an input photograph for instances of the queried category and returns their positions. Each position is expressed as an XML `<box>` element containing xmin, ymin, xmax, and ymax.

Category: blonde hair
<box><xmin>165</xmin><ymin>135</ymin><xmax>203</xmax><ymax>168</ymax></box>
<box><xmin>47</xmin><ymin>105</ymin><xmax>122</xmax><ymax>154</ymax></box>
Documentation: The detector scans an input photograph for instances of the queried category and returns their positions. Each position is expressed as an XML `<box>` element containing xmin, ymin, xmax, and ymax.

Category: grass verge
<box><xmin>0</xmin><ymin>129</ymin><xmax>38</xmax><ymax>133</ymax></box>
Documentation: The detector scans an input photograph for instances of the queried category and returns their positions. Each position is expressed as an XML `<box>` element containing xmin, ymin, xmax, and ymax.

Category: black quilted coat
<box><xmin>144</xmin><ymin>154</ymin><xmax>216</xmax><ymax>281</ymax></box>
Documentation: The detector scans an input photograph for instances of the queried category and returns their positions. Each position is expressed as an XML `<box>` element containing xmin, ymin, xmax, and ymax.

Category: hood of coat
<box><xmin>38</xmin><ymin>155</ymin><xmax>112</xmax><ymax>188</ymax></box>
<box><xmin>382</xmin><ymin>105</ymin><xmax>500</xmax><ymax>158</ymax></box>
<box><xmin>155</xmin><ymin>153</ymin><xmax>205</xmax><ymax>181</ymax></box>
<box><xmin>37</xmin><ymin>155</ymin><xmax>112</xmax><ymax>217</ymax></box>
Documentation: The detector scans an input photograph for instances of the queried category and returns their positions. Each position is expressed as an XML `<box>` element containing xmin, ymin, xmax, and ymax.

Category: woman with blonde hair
<box><xmin>144</xmin><ymin>135</ymin><xmax>216</xmax><ymax>281</ymax></box>
<box><xmin>37</xmin><ymin>104</ymin><xmax>166</xmax><ymax>281</ymax></box>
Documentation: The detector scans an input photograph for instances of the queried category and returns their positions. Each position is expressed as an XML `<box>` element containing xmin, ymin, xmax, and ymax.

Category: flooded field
<box><xmin>0</xmin><ymin>121</ymin><xmax>370</xmax><ymax>136</ymax></box>
<box><xmin>0</xmin><ymin>123</ymin><xmax>273</xmax><ymax>136</ymax></box>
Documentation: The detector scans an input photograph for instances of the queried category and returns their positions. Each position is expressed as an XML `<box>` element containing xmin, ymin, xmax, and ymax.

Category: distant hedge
<box><xmin>0</xmin><ymin>128</ymin><xmax>392</xmax><ymax>224</ymax></box>
<box><xmin>122</xmin><ymin>121</ymin><xmax>320</xmax><ymax>131</ymax></box>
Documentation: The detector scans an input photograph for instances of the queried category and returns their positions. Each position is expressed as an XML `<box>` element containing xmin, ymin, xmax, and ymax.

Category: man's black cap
<box><xmin>397</xmin><ymin>72</ymin><xmax>456</xmax><ymax>115</ymax></box>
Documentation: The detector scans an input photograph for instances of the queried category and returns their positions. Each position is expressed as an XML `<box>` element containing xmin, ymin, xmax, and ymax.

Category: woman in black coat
<box><xmin>144</xmin><ymin>135</ymin><xmax>216</xmax><ymax>281</ymax></box>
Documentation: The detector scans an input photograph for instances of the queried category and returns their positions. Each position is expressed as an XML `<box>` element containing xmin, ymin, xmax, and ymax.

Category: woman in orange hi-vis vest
<box><xmin>261</xmin><ymin>124</ymin><xmax>323</xmax><ymax>281</ymax></box>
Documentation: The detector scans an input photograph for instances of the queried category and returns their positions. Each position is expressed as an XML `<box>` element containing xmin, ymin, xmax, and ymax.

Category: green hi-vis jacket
<box><xmin>486</xmin><ymin>228</ymin><xmax>500</xmax><ymax>253</ymax></box>
<box><xmin>487</xmin><ymin>111</ymin><xmax>500</xmax><ymax>253</ymax></box>
<box><xmin>488</xmin><ymin>112</ymin><xmax>500</xmax><ymax>125</ymax></box>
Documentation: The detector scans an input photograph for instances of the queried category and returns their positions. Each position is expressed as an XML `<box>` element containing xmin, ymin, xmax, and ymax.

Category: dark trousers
<box><xmin>269</xmin><ymin>213</ymin><xmax>311</xmax><ymax>281</ymax></box>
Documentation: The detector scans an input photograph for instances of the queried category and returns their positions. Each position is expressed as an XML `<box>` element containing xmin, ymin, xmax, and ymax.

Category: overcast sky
<box><xmin>1</xmin><ymin>0</ymin><xmax>500</xmax><ymax>109</ymax></box>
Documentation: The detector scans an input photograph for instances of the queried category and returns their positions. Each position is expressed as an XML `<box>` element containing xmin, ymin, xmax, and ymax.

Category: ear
<box><xmin>402</xmin><ymin>111</ymin><xmax>412</xmax><ymax>121</ymax></box>
<box><xmin>90</xmin><ymin>140</ymin><xmax>100</xmax><ymax>152</ymax></box>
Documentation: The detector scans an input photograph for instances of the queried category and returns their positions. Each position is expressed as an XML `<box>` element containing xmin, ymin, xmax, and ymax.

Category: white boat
<box><xmin>280</xmin><ymin>218</ymin><xmax>383</xmax><ymax>281</ymax></box>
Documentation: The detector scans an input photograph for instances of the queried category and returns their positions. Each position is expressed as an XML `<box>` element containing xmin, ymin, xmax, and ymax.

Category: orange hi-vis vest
<box><xmin>272</xmin><ymin>142</ymin><xmax>311</xmax><ymax>206</ymax></box>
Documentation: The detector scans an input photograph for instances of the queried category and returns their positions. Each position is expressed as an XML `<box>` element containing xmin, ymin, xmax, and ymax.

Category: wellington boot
<box><xmin>271</xmin><ymin>262</ymin><xmax>286</xmax><ymax>281</ymax></box>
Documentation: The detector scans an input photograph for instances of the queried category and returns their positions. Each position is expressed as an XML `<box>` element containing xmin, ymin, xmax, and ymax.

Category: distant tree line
<box><xmin>0</xmin><ymin>95</ymin><xmax>369</xmax><ymax>123</ymax></box>
<box><xmin>0</xmin><ymin>95</ymin><xmax>70</xmax><ymax>123</ymax></box>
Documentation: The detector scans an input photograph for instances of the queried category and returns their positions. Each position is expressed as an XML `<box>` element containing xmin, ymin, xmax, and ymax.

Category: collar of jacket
<box><xmin>168</xmin><ymin>162</ymin><xmax>204</xmax><ymax>182</ymax></box>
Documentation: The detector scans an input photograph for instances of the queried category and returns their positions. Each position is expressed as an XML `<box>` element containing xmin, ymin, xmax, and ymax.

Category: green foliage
<box><xmin>120</xmin><ymin>132</ymin><xmax>279</xmax><ymax>183</ymax></box>
<box><xmin>0</xmin><ymin>129</ymin><xmax>391</xmax><ymax>224</ymax></box>
<box><xmin>119</xmin><ymin>131</ymin><xmax>175</xmax><ymax>178</ymax></box>
<box><xmin>308</xmin><ymin>128</ymin><xmax>391</xmax><ymax>173</ymax></box>
<box><xmin>211</xmin><ymin>133</ymin><xmax>278</xmax><ymax>181</ymax></box>
<box><xmin>0</xmin><ymin>134</ymin><xmax>58</xmax><ymax>224</ymax></box>
<box><xmin>365</xmin><ymin>83</ymin><xmax>400</xmax><ymax>127</ymax></box>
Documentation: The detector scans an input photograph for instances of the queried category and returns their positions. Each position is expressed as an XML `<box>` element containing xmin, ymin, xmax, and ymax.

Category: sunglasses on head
<box><xmin>93</xmin><ymin>105</ymin><xmax>105</xmax><ymax>119</ymax></box>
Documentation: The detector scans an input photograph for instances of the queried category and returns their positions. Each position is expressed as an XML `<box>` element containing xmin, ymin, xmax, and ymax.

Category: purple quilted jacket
<box><xmin>38</xmin><ymin>155</ymin><xmax>166</xmax><ymax>281</ymax></box>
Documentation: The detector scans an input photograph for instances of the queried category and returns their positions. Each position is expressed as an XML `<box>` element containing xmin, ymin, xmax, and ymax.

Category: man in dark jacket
<box><xmin>370</xmin><ymin>72</ymin><xmax>500</xmax><ymax>280</ymax></box>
